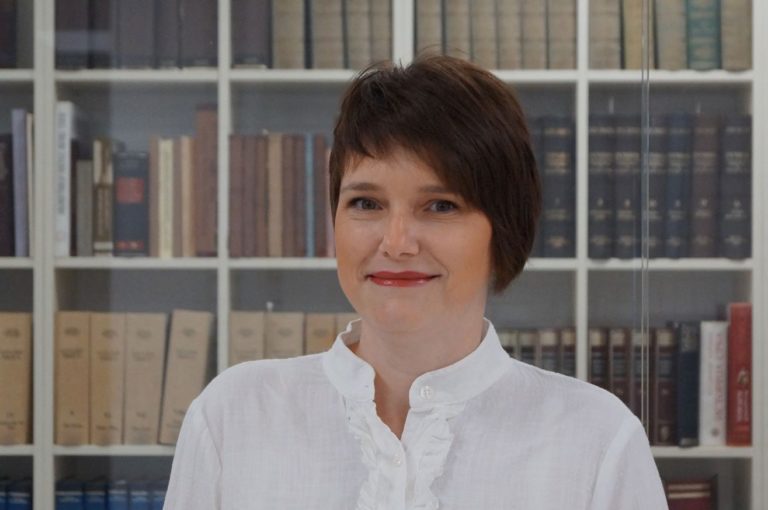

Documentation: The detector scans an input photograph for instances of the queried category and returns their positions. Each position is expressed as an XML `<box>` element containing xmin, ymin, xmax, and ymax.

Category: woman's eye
<box><xmin>430</xmin><ymin>200</ymin><xmax>458</xmax><ymax>213</ymax></box>
<box><xmin>349</xmin><ymin>197</ymin><xmax>379</xmax><ymax>210</ymax></box>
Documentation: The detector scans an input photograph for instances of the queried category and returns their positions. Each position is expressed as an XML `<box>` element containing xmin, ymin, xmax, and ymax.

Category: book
<box><xmin>344</xmin><ymin>0</ymin><xmax>372</xmax><ymax>69</ymax></box>
<box><xmin>0</xmin><ymin>0</ymin><xmax>17</xmax><ymax>68</ymax></box>
<box><xmin>470</xmin><ymin>0</ymin><xmax>497</xmax><ymax>68</ymax></box>
<box><xmin>158</xmin><ymin>309</ymin><xmax>214</xmax><ymax>444</ymax></box>
<box><xmin>90</xmin><ymin>0</ymin><xmax>117</xmax><ymax>69</ymax></box>
<box><xmin>558</xmin><ymin>328</ymin><xmax>576</xmax><ymax>377</ymax></box>
<box><xmin>242</xmin><ymin>134</ymin><xmax>269</xmax><ymax>257</ymax></box>
<box><xmin>229</xmin><ymin>311</ymin><xmax>266</xmax><ymax>365</ymax></box>
<box><xmin>540</xmin><ymin>116</ymin><xmax>575</xmax><ymax>257</ymax></box>
<box><xmin>149</xmin><ymin>479</ymin><xmax>168</xmax><ymax>510</ymax></box>
<box><xmin>588</xmin><ymin>328</ymin><xmax>609</xmax><ymax>390</ymax></box>
<box><xmin>84</xmin><ymin>478</ymin><xmax>108</xmax><ymax>510</ymax></box>
<box><xmin>56</xmin><ymin>479</ymin><xmax>84</xmax><ymax>510</ymax></box>
<box><xmin>518</xmin><ymin>330</ymin><xmax>537</xmax><ymax>366</ymax></box>
<box><xmin>273</xmin><ymin>0</ymin><xmax>305</xmax><ymax>68</ymax></box>
<box><xmin>719</xmin><ymin>115</ymin><xmax>751</xmax><ymax>259</ymax></box>
<box><xmin>520</xmin><ymin>0</ymin><xmax>547</xmax><ymax>68</ymax></box>
<box><xmin>305</xmin><ymin>313</ymin><xmax>337</xmax><ymax>354</ymax></box>
<box><xmin>179</xmin><ymin>0</ymin><xmax>217</xmax><ymax>66</ymax></box>
<box><xmin>11</xmin><ymin>109</ymin><xmax>30</xmax><ymax>257</ymax></box>
<box><xmin>281</xmin><ymin>135</ymin><xmax>296</xmax><ymax>257</ymax></box>
<box><xmin>499</xmin><ymin>329</ymin><xmax>520</xmax><ymax>358</ymax></box>
<box><xmin>55</xmin><ymin>0</ymin><xmax>90</xmax><ymax>68</ymax></box>
<box><xmin>720</xmin><ymin>0</ymin><xmax>751</xmax><ymax>70</ymax></box>
<box><xmin>155</xmin><ymin>0</ymin><xmax>181</xmax><ymax>68</ymax></box>
<box><xmin>497</xmin><ymin>0</ymin><xmax>522</xmax><ymax>69</ymax></box>
<box><xmin>652</xmin><ymin>327</ymin><xmax>677</xmax><ymax>445</ymax></box>
<box><xmin>687</xmin><ymin>0</ymin><xmax>721</xmax><ymax>70</ymax></box>
<box><xmin>675</xmin><ymin>321</ymin><xmax>700</xmax><ymax>447</ymax></box>
<box><xmin>310</xmin><ymin>0</ymin><xmax>344</xmax><ymax>69</ymax></box>
<box><xmin>655</xmin><ymin>0</ymin><xmax>687</xmax><ymax>69</ymax></box>
<box><xmin>113</xmin><ymin>151</ymin><xmax>150</xmax><ymax>256</ymax></box>
<box><xmin>107</xmin><ymin>480</ymin><xmax>129</xmax><ymax>510</ymax></box>
<box><xmin>267</xmin><ymin>133</ymin><xmax>283</xmax><ymax>256</ymax></box>
<box><xmin>177</xmin><ymin>136</ymin><xmax>196</xmax><ymax>257</ymax></box>
<box><xmin>647</xmin><ymin>115</ymin><xmax>667</xmax><ymax>258</ymax></box>
<box><xmin>609</xmin><ymin>328</ymin><xmax>631</xmax><ymax>407</ymax></box>
<box><xmin>588</xmin><ymin>114</ymin><xmax>615</xmax><ymax>259</ymax></box>
<box><xmin>89</xmin><ymin>312</ymin><xmax>126</xmax><ymax>445</ymax></box>
<box><xmin>621</xmin><ymin>0</ymin><xmax>655</xmax><ymax>69</ymax></box>
<box><xmin>75</xmin><ymin>160</ymin><xmax>94</xmax><ymax>256</ymax></box>
<box><xmin>194</xmin><ymin>105</ymin><xmax>218</xmax><ymax>257</ymax></box>
<box><xmin>55</xmin><ymin>101</ymin><xmax>84</xmax><ymax>257</ymax></box>
<box><xmin>7</xmin><ymin>479</ymin><xmax>32</xmax><ymax>510</ymax></box>
<box><xmin>232</xmin><ymin>0</ymin><xmax>270</xmax><ymax>68</ymax></box>
<box><xmin>698</xmin><ymin>320</ymin><xmax>727</xmax><ymax>446</ymax></box>
<box><xmin>0</xmin><ymin>313</ymin><xmax>32</xmax><ymax>444</ymax></box>
<box><xmin>613</xmin><ymin>115</ymin><xmax>641</xmax><ymax>259</ymax></box>
<box><xmin>689</xmin><ymin>114</ymin><xmax>720</xmax><ymax>257</ymax></box>
<box><xmin>312</xmin><ymin>134</ymin><xmax>330</xmax><ymax>257</ymax></box>
<box><xmin>537</xmin><ymin>329</ymin><xmax>559</xmax><ymax>372</ymax></box>
<box><xmin>370</xmin><ymin>0</ymin><xmax>391</xmax><ymax>63</ymax></box>
<box><xmin>726</xmin><ymin>302</ymin><xmax>751</xmax><ymax>445</ymax></box>
<box><xmin>128</xmin><ymin>481</ymin><xmax>151</xmax><ymax>510</ymax></box>
<box><xmin>228</xmin><ymin>135</ymin><xmax>244</xmax><ymax>257</ymax></box>
<box><xmin>116</xmin><ymin>0</ymin><xmax>154</xmax><ymax>68</ymax></box>
<box><xmin>665</xmin><ymin>478</ymin><xmax>716</xmax><ymax>509</ymax></box>
<box><xmin>415</xmin><ymin>0</ymin><xmax>442</xmax><ymax>55</ymax></box>
<box><xmin>589</xmin><ymin>0</ymin><xmax>621</xmax><ymax>68</ymax></box>
<box><xmin>630</xmin><ymin>329</ymin><xmax>649</xmax><ymax>422</ymax></box>
<box><xmin>443</xmin><ymin>0</ymin><xmax>471</xmax><ymax>59</ymax></box>
<box><xmin>123</xmin><ymin>313</ymin><xmax>167</xmax><ymax>445</ymax></box>
<box><xmin>265</xmin><ymin>312</ymin><xmax>305</xmax><ymax>359</ymax></box>
<box><xmin>665</xmin><ymin>113</ymin><xmax>693</xmax><ymax>258</ymax></box>
<box><xmin>93</xmin><ymin>137</ymin><xmax>117</xmax><ymax>256</ymax></box>
<box><xmin>55</xmin><ymin>311</ymin><xmax>91</xmax><ymax>445</ymax></box>
<box><xmin>149</xmin><ymin>137</ymin><xmax>175</xmax><ymax>258</ymax></box>
<box><xmin>0</xmin><ymin>134</ymin><xmax>13</xmax><ymax>256</ymax></box>
<box><xmin>547</xmin><ymin>0</ymin><xmax>576</xmax><ymax>69</ymax></box>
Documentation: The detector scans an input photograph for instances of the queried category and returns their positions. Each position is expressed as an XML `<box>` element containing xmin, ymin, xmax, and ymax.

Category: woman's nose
<box><xmin>379</xmin><ymin>211</ymin><xmax>419</xmax><ymax>258</ymax></box>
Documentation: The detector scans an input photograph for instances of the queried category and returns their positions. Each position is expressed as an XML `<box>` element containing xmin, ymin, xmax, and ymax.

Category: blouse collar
<box><xmin>322</xmin><ymin>318</ymin><xmax>511</xmax><ymax>411</ymax></box>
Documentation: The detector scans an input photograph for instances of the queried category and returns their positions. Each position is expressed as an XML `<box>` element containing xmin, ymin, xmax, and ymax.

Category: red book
<box><xmin>665</xmin><ymin>478</ymin><xmax>715</xmax><ymax>510</ymax></box>
<box><xmin>726</xmin><ymin>302</ymin><xmax>752</xmax><ymax>445</ymax></box>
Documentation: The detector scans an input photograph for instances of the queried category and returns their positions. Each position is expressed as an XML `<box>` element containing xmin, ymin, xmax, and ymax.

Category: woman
<box><xmin>164</xmin><ymin>55</ymin><xmax>667</xmax><ymax>509</ymax></box>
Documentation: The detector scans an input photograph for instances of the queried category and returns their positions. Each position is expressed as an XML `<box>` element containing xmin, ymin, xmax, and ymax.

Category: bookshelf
<box><xmin>0</xmin><ymin>0</ymin><xmax>764</xmax><ymax>508</ymax></box>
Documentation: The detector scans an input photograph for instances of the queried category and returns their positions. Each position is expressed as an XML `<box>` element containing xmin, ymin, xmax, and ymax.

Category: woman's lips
<box><xmin>368</xmin><ymin>273</ymin><xmax>439</xmax><ymax>287</ymax></box>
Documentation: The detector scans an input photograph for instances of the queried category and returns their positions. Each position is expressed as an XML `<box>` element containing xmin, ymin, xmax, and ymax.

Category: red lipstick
<box><xmin>368</xmin><ymin>271</ymin><xmax>439</xmax><ymax>287</ymax></box>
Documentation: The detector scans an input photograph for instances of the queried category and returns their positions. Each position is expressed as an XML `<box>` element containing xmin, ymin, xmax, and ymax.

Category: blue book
<box><xmin>665</xmin><ymin>113</ymin><xmax>693</xmax><ymax>258</ymax></box>
<box><xmin>83</xmin><ymin>478</ymin><xmax>107</xmax><ymax>510</ymax></box>
<box><xmin>0</xmin><ymin>478</ymin><xmax>12</xmax><ymax>510</ymax></box>
<box><xmin>129</xmin><ymin>481</ymin><xmax>151</xmax><ymax>510</ymax></box>
<box><xmin>149</xmin><ymin>480</ymin><xmax>168</xmax><ymax>510</ymax></box>
<box><xmin>7</xmin><ymin>479</ymin><xmax>32</xmax><ymax>510</ymax></box>
<box><xmin>56</xmin><ymin>478</ymin><xmax>84</xmax><ymax>510</ymax></box>
<box><xmin>107</xmin><ymin>480</ymin><xmax>129</xmax><ymax>510</ymax></box>
<box><xmin>673</xmin><ymin>321</ymin><xmax>701</xmax><ymax>447</ymax></box>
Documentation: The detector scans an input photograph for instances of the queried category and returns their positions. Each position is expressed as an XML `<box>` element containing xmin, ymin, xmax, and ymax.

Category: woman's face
<box><xmin>334</xmin><ymin>146</ymin><xmax>493</xmax><ymax>333</ymax></box>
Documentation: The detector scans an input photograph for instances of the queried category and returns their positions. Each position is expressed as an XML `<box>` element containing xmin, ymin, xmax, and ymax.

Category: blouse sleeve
<box><xmin>589</xmin><ymin>416</ymin><xmax>669</xmax><ymax>510</ymax></box>
<box><xmin>163</xmin><ymin>398</ymin><xmax>222</xmax><ymax>510</ymax></box>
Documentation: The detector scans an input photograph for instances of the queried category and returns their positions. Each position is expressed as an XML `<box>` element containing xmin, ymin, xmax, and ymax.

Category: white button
<box><xmin>393</xmin><ymin>455</ymin><xmax>403</xmax><ymax>466</ymax></box>
<box><xmin>420</xmin><ymin>385</ymin><xmax>434</xmax><ymax>400</ymax></box>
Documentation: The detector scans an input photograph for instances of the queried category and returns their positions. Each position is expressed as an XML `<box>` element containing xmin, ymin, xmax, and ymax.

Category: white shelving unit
<box><xmin>0</xmin><ymin>0</ymin><xmax>764</xmax><ymax>508</ymax></box>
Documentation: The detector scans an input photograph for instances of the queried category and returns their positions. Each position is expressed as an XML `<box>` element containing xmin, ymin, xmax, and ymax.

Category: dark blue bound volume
<box><xmin>664</xmin><ymin>113</ymin><xmax>693</xmax><ymax>258</ymax></box>
<box><xmin>90</xmin><ymin>0</ymin><xmax>117</xmax><ymax>69</ymax></box>
<box><xmin>613</xmin><ymin>115</ymin><xmax>641</xmax><ymax>259</ymax></box>
<box><xmin>84</xmin><ymin>478</ymin><xmax>108</xmax><ymax>510</ymax></box>
<box><xmin>232</xmin><ymin>0</ymin><xmax>271</xmax><ymax>68</ymax></box>
<box><xmin>540</xmin><ymin>116</ymin><xmax>575</xmax><ymax>257</ymax></box>
<box><xmin>113</xmin><ymin>151</ymin><xmax>150</xmax><ymax>256</ymax></box>
<box><xmin>56</xmin><ymin>478</ymin><xmax>84</xmax><ymax>510</ymax></box>
<box><xmin>0</xmin><ymin>478</ymin><xmax>12</xmax><ymax>509</ymax></box>
<box><xmin>129</xmin><ymin>481</ymin><xmax>151</xmax><ymax>510</ymax></box>
<box><xmin>156</xmin><ymin>0</ymin><xmax>181</xmax><ymax>68</ymax></box>
<box><xmin>150</xmin><ymin>479</ymin><xmax>169</xmax><ymax>510</ymax></box>
<box><xmin>7</xmin><ymin>478</ymin><xmax>32</xmax><ymax>510</ymax></box>
<box><xmin>673</xmin><ymin>321</ymin><xmax>700</xmax><ymax>447</ymax></box>
<box><xmin>55</xmin><ymin>0</ymin><xmax>90</xmax><ymax>69</ymax></box>
<box><xmin>689</xmin><ymin>114</ymin><xmax>720</xmax><ymax>258</ymax></box>
<box><xmin>588</xmin><ymin>114</ymin><xmax>615</xmax><ymax>259</ymax></box>
<box><xmin>107</xmin><ymin>480</ymin><xmax>129</xmax><ymax>510</ymax></box>
<box><xmin>116</xmin><ymin>0</ymin><xmax>155</xmax><ymax>68</ymax></box>
<box><xmin>0</xmin><ymin>0</ymin><xmax>17</xmax><ymax>68</ymax></box>
<box><xmin>647</xmin><ymin>115</ymin><xmax>667</xmax><ymax>258</ymax></box>
<box><xmin>719</xmin><ymin>114</ymin><xmax>751</xmax><ymax>259</ymax></box>
<box><xmin>179</xmin><ymin>0</ymin><xmax>218</xmax><ymax>67</ymax></box>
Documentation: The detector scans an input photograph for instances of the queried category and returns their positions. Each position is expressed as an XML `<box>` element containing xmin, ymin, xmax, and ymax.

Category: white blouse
<box><xmin>164</xmin><ymin>319</ymin><xmax>668</xmax><ymax>510</ymax></box>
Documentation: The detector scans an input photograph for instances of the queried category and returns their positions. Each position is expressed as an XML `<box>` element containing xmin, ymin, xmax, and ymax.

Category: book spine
<box><xmin>155</xmin><ymin>0</ymin><xmax>181</xmax><ymax>68</ymax></box>
<box><xmin>665</xmin><ymin>113</ymin><xmax>693</xmax><ymax>258</ymax></box>
<box><xmin>588</xmin><ymin>0</ymin><xmax>621</xmax><ymax>69</ymax></box>
<box><xmin>546</xmin><ymin>0</ymin><xmax>576</xmax><ymax>69</ymax></box>
<box><xmin>149</xmin><ymin>139</ymin><xmax>161</xmax><ymax>257</ymax></box>
<box><xmin>54</xmin><ymin>102</ymin><xmax>75</xmax><ymax>257</ymax></box>
<box><xmin>55</xmin><ymin>311</ymin><xmax>91</xmax><ymax>445</ymax></box>
<box><xmin>655</xmin><ymin>0</ymin><xmax>687</xmax><ymax>69</ymax></box>
<box><xmin>537</xmin><ymin>329</ymin><xmax>559</xmax><ymax>372</ymax></box>
<box><xmin>540</xmin><ymin>116</ymin><xmax>575</xmax><ymax>257</ymax></box>
<box><xmin>265</xmin><ymin>312</ymin><xmax>305</xmax><ymax>358</ymax></box>
<box><xmin>588</xmin><ymin>114</ymin><xmax>615</xmax><ymax>259</ymax></box>
<box><xmin>312</xmin><ymin>134</ymin><xmax>328</xmax><ymax>257</ymax></box>
<box><xmin>0</xmin><ymin>135</ymin><xmax>13</xmax><ymax>256</ymax></box>
<box><xmin>113</xmin><ymin>152</ymin><xmax>150</xmax><ymax>256</ymax></box>
<box><xmin>93</xmin><ymin>139</ymin><xmax>115</xmax><ymax>256</ymax></box>
<box><xmin>159</xmin><ymin>139</ymin><xmax>174</xmax><ymax>258</ymax></box>
<box><xmin>443</xmin><ymin>0</ymin><xmax>471</xmax><ymax>59</ymax></box>
<box><xmin>521</xmin><ymin>0</ymin><xmax>547</xmax><ymax>68</ymax></box>
<box><xmin>194</xmin><ymin>106</ymin><xmax>218</xmax><ymax>257</ymax></box>
<box><xmin>415</xmin><ymin>0</ymin><xmax>443</xmax><ymax>55</ymax></box>
<box><xmin>75</xmin><ymin>161</ymin><xmax>94</xmax><ymax>257</ymax></box>
<box><xmin>232</xmin><ymin>0</ymin><xmax>271</xmax><ymax>67</ymax></box>
<box><xmin>613</xmin><ymin>115</ymin><xmax>641</xmax><ymax>259</ymax></box>
<box><xmin>305</xmin><ymin>313</ymin><xmax>337</xmax><ymax>354</ymax></box>
<box><xmin>55</xmin><ymin>0</ymin><xmax>90</xmax><ymax>69</ymax></box>
<box><xmin>229</xmin><ymin>135</ymin><xmax>244</xmax><ymax>258</ymax></box>
<box><xmin>698</xmin><ymin>321</ymin><xmax>728</xmax><ymax>446</ymax></box>
<box><xmin>518</xmin><ymin>330</ymin><xmax>536</xmax><ymax>366</ymax></box>
<box><xmin>497</xmin><ymin>0</ymin><xmax>522</xmax><ymax>68</ymax></box>
<box><xmin>241</xmin><ymin>135</ymin><xmax>258</xmax><ymax>257</ymax></box>
<box><xmin>89</xmin><ymin>313</ymin><xmax>126</xmax><ymax>445</ymax></box>
<box><xmin>255</xmin><ymin>135</ymin><xmax>269</xmax><ymax>257</ymax></box>
<box><xmin>719</xmin><ymin>114</ymin><xmax>751</xmax><ymax>259</ymax></box>
<box><xmin>128</xmin><ymin>482</ymin><xmax>150</xmax><ymax>510</ymax></box>
<box><xmin>295</xmin><ymin>134</ymin><xmax>307</xmax><ymax>257</ymax></box>
<box><xmin>558</xmin><ymin>328</ymin><xmax>576</xmax><ymax>377</ymax></box>
<box><xmin>630</xmin><ymin>329</ymin><xmax>648</xmax><ymax>421</ymax></box>
<box><xmin>107</xmin><ymin>481</ymin><xmax>129</xmax><ymax>510</ymax></box>
<box><xmin>588</xmin><ymin>328</ymin><xmax>609</xmax><ymax>390</ymax></box>
<box><xmin>179</xmin><ymin>0</ymin><xmax>217</xmax><ymax>66</ymax></box>
<box><xmin>281</xmin><ymin>134</ymin><xmax>295</xmax><ymax>256</ymax></box>
<box><xmin>647</xmin><ymin>115</ymin><xmax>667</xmax><ymax>258</ymax></box>
<box><xmin>720</xmin><ymin>0</ymin><xmax>751</xmax><ymax>70</ymax></box>
<box><xmin>12</xmin><ymin>109</ymin><xmax>29</xmax><ymax>257</ymax></box>
<box><xmin>609</xmin><ymin>328</ymin><xmax>631</xmax><ymax>407</ymax></box>
<box><xmin>273</xmin><ymin>0</ymin><xmax>306</xmax><ymax>68</ymax></box>
<box><xmin>0</xmin><ymin>313</ymin><xmax>32</xmax><ymax>444</ymax></box>
<box><xmin>344</xmin><ymin>0</ymin><xmax>371</xmax><ymax>69</ymax></box>
<box><xmin>89</xmin><ymin>0</ymin><xmax>117</xmax><ymax>69</ymax></box>
<box><xmin>726</xmin><ymin>302</ymin><xmax>751</xmax><ymax>445</ymax></box>
<box><xmin>675</xmin><ymin>321</ymin><xmax>700</xmax><ymax>446</ymax></box>
<box><xmin>689</xmin><ymin>114</ymin><xmax>720</xmax><ymax>257</ymax></box>
<box><xmin>0</xmin><ymin>0</ymin><xmax>17</xmax><ymax>68</ymax></box>
<box><xmin>228</xmin><ymin>311</ymin><xmax>265</xmax><ymax>365</ymax></box>
<box><xmin>267</xmin><ymin>133</ymin><xmax>283</xmax><ymax>257</ymax></box>
<box><xmin>470</xmin><ymin>0</ymin><xmax>497</xmax><ymax>69</ymax></box>
<box><xmin>687</xmin><ymin>0</ymin><xmax>721</xmax><ymax>70</ymax></box>
<box><xmin>311</xmin><ymin>0</ymin><xmax>345</xmax><ymax>68</ymax></box>
<box><xmin>652</xmin><ymin>327</ymin><xmax>678</xmax><ymax>445</ymax></box>
<box><xmin>305</xmin><ymin>134</ymin><xmax>314</xmax><ymax>257</ymax></box>
<box><xmin>369</xmin><ymin>0</ymin><xmax>391</xmax><ymax>62</ymax></box>
<box><xmin>622</xmin><ymin>0</ymin><xmax>643</xmax><ymax>69</ymax></box>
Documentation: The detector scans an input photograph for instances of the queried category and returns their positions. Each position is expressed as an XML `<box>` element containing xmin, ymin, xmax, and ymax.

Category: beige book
<box><xmin>497</xmin><ymin>0</ymin><xmax>523</xmax><ymax>68</ymax></box>
<box><xmin>229</xmin><ymin>311</ymin><xmax>266</xmax><ymax>366</ymax></box>
<box><xmin>521</xmin><ymin>0</ymin><xmax>547</xmax><ymax>68</ymax></box>
<box><xmin>158</xmin><ymin>138</ymin><xmax>175</xmax><ymax>258</ymax></box>
<box><xmin>312</xmin><ymin>0</ymin><xmax>345</xmax><ymax>68</ymax></box>
<box><xmin>123</xmin><ymin>313</ymin><xmax>167</xmax><ymax>445</ymax></box>
<box><xmin>370</xmin><ymin>0</ymin><xmax>392</xmax><ymax>62</ymax></box>
<box><xmin>93</xmin><ymin>137</ymin><xmax>115</xmax><ymax>256</ymax></box>
<box><xmin>90</xmin><ymin>313</ymin><xmax>126</xmax><ymax>445</ymax></box>
<box><xmin>655</xmin><ymin>0</ymin><xmax>686</xmax><ymax>70</ymax></box>
<box><xmin>622</xmin><ymin>0</ymin><xmax>655</xmax><ymax>69</ymax></box>
<box><xmin>159</xmin><ymin>309</ymin><xmax>214</xmax><ymax>444</ymax></box>
<box><xmin>416</xmin><ymin>0</ymin><xmax>443</xmax><ymax>55</ymax></box>
<box><xmin>335</xmin><ymin>313</ymin><xmax>359</xmax><ymax>335</ymax></box>
<box><xmin>470</xmin><ymin>0</ymin><xmax>497</xmax><ymax>68</ymax></box>
<box><xmin>721</xmin><ymin>0</ymin><xmax>751</xmax><ymax>71</ymax></box>
<box><xmin>589</xmin><ymin>0</ymin><xmax>621</xmax><ymax>69</ymax></box>
<box><xmin>265</xmin><ymin>312</ymin><xmax>305</xmax><ymax>359</ymax></box>
<box><xmin>179</xmin><ymin>136</ymin><xmax>196</xmax><ymax>257</ymax></box>
<box><xmin>55</xmin><ymin>311</ymin><xmax>91</xmax><ymax>445</ymax></box>
<box><xmin>0</xmin><ymin>313</ymin><xmax>32</xmax><ymax>444</ymax></box>
<box><xmin>547</xmin><ymin>0</ymin><xmax>576</xmax><ymax>69</ymax></box>
<box><xmin>273</xmin><ymin>0</ymin><xmax>306</xmax><ymax>68</ymax></box>
<box><xmin>267</xmin><ymin>133</ymin><xmax>283</xmax><ymax>257</ymax></box>
<box><xmin>345</xmin><ymin>0</ymin><xmax>372</xmax><ymax>69</ymax></box>
<box><xmin>75</xmin><ymin>160</ymin><xmax>94</xmax><ymax>256</ymax></box>
<box><xmin>149</xmin><ymin>137</ymin><xmax>161</xmax><ymax>257</ymax></box>
<box><xmin>305</xmin><ymin>313</ymin><xmax>337</xmax><ymax>354</ymax></box>
<box><xmin>444</xmin><ymin>0</ymin><xmax>471</xmax><ymax>59</ymax></box>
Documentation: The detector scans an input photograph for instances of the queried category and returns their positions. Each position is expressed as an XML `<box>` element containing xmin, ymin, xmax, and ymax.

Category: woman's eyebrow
<box><xmin>340</xmin><ymin>182</ymin><xmax>454</xmax><ymax>194</ymax></box>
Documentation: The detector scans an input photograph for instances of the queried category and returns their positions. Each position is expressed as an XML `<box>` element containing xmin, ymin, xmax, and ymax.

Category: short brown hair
<box><xmin>329</xmin><ymin>54</ymin><xmax>541</xmax><ymax>294</ymax></box>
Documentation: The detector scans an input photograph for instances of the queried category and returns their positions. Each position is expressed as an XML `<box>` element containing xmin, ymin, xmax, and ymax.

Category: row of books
<box><xmin>0</xmin><ymin>479</ymin><xmax>32</xmax><ymax>510</ymax></box>
<box><xmin>588</xmin><ymin>113</ymin><xmax>752</xmax><ymax>260</ymax></box>
<box><xmin>55</xmin><ymin>102</ymin><xmax>219</xmax><ymax>258</ymax></box>
<box><xmin>498</xmin><ymin>327</ymin><xmax>576</xmax><ymax>377</ymax></box>
<box><xmin>664</xmin><ymin>477</ymin><xmax>717</xmax><ymax>510</ymax></box>
<box><xmin>54</xmin><ymin>0</ymin><xmax>392</xmax><ymax>71</ymax></box>
<box><xmin>55</xmin><ymin>478</ymin><xmax>167</xmax><ymax>510</ymax></box>
<box><xmin>0</xmin><ymin>109</ymin><xmax>34</xmax><ymax>257</ymax></box>
<box><xmin>591</xmin><ymin>0</ymin><xmax>751</xmax><ymax>70</ymax></box>
<box><xmin>588</xmin><ymin>303</ymin><xmax>752</xmax><ymax>447</ymax></box>
<box><xmin>415</xmin><ymin>0</ymin><xmax>575</xmax><ymax>70</ymax></box>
